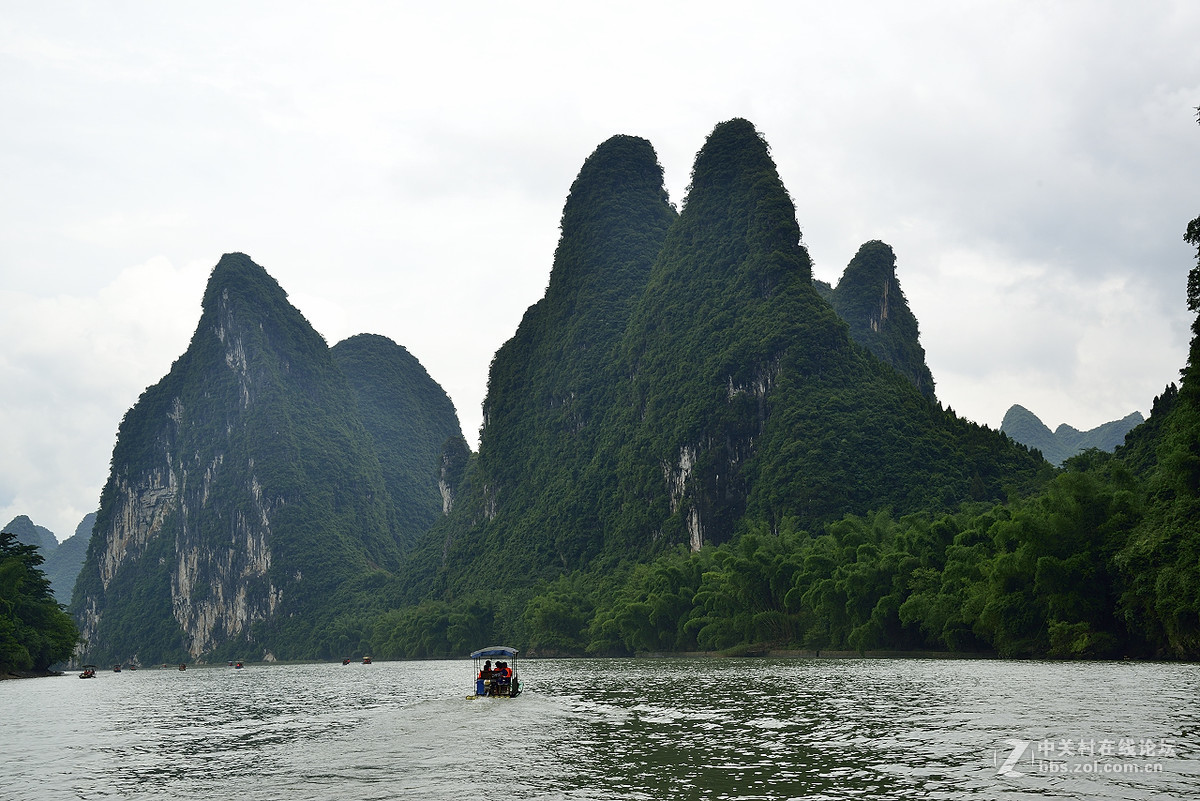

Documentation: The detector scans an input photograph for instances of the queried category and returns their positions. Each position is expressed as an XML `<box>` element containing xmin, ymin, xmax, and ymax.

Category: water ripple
<box><xmin>3</xmin><ymin>658</ymin><xmax>1198</xmax><ymax>799</ymax></box>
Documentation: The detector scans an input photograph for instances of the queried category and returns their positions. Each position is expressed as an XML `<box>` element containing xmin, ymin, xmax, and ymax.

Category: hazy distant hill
<box><xmin>1000</xmin><ymin>404</ymin><xmax>1144</xmax><ymax>465</ymax></box>
<box><xmin>2</xmin><ymin>515</ymin><xmax>57</xmax><ymax>553</ymax></box>
<box><xmin>43</xmin><ymin>512</ymin><xmax>94</xmax><ymax>604</ymax></box>
<box><xmin>331</xmin><ymin>334</ymin><xmax>463</xmax><ymax>551</ymax></box>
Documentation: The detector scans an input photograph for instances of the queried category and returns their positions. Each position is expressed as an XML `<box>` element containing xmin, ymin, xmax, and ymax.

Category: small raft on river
<box><xmin>467</xmin><ymin>645</ymin><xmax>520</xmax><ymax>699</ymax></box>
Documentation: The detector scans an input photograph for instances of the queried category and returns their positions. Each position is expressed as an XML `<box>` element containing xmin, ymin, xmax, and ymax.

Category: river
<box><xmin>2</xmin><ymin>657</ymin><xmax>1197</xmax><ymax>799</ymax></box>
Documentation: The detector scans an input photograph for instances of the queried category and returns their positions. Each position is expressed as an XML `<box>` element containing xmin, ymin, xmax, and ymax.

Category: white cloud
<box><xmin>0</xmin><ymin>256</ymin><xmax>206</xmax><ymax>540</ymax></box>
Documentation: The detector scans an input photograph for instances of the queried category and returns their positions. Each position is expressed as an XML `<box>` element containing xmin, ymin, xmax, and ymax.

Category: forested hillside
<box><xmin>829</xmin><ymin>240</ymin><xmax>936</xmax><ymax>401</ymax></box>
<box><xmin>500</xmin><ymin>148</ymin><xmax>1200</xmax><ymax>661</ymax></box>
<box><xmin>331</xmin><ymin>334</ymin><xmax>463</xmax><ymax>550</ymax></box>
<box><xmin>0</xmin><ymin>530</ymin><xmax>77</xmax><ymax>674</ymax></box>
<box><xmin>416</xmin><ymin>134</ymin><xmax>678</xmax><ymax>593</ymax></box>
<box><xmin>63</xmin><ymin>116</ymin><xmax>1200</xmax><ymax>665</ymax></box>
<box><xmin>357</xmin><ymin>119</ymin><xmax>1057</xmax><ymax>658</ymax></box>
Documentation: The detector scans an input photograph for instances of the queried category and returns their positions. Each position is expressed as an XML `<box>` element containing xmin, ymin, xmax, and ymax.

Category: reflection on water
<box><xmin>2</xmin><ymin>657</ymin><xmax>1197</xmax><ymax>800</ymax></box>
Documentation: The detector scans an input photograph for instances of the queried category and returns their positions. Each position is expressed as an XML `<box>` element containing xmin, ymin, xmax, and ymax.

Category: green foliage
<box><xmin>0</xmin><ymin>530</ymin><xmax>79</xmax><ymax>671</ymax></box>
<box><xmin>497</xmin><ymin>468</ymin><xmax>1141</xmax><ymax>660</ymax></box>
<box><xmin>332</xmin><ymin>334</ymin><xmax>463</xmax><ymax>549</ymax></box>
<box><xmin>393</xmin><ymin>119</ymin><xmax>1050</xmax><ymax>659</ymax></box>
<box><xmin>829</xmin><ymin>240</ymin><xmax>936</xmax><ymax>400</ymax></box>
<box><xmin>326</xmin><ymin>117</ymin><xmax>1200</xmax><ymax>664</ymax></box>
<box><xmin>73</xmin><ymin>120</ymin><xmax>1200</xmax><ymax>667</ymax></box>
<box><xmin>430</xmin><ymin>133</ymin><xmax>677</xmax><ymax>592</ymax></box>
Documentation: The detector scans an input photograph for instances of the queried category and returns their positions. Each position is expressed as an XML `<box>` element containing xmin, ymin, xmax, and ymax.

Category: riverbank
<box><xmin>1</xmin><ymin>668</ymin><xmax>64</xmax><ymax>680</ymax></box>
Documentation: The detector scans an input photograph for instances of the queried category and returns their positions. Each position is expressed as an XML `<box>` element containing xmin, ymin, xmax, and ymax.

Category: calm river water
<box><xmin>2</xmin><ymin>657</ymin><xmax>1198</xmax><ymax>800</ymax></box>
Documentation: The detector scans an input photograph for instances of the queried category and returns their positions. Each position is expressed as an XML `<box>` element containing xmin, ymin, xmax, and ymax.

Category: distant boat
<box><xmin>178</xmin><ymin>663</ymin><xmax>187</xmax><ymax>671</ymax></box>
<box><xmin>467</xmin><ymin>645</ymin><xmax>520</xmax><ymax>699</ymax></box>
<box><xmin>362</xmin><ymin>656</ymin><xmax>372</xmax><ymax>664</ymax></box>
<box><xmin>342</xmin><ymin>658</ymin><xmax>351</xmax><ymax>665</ymax></box>
<box><xmin>79</xmin><ymin>665</ymin><xmax>97</xmax><ymax>679</ymax></box>
<box><xmin>112</xmin><ymin>664</ymin><xmax>121</xmax><ymax>673</ymax></box>
<box><xmin>234</xmin><ymin>661</ymin><xmax>244</xmax><ymax>669</ymax></box>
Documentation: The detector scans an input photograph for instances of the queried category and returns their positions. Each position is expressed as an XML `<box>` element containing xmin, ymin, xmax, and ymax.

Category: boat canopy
<box><xmin>470</xmin><ymin>645</ymin><xmax>519</xmax><ymax>659</ymax></box>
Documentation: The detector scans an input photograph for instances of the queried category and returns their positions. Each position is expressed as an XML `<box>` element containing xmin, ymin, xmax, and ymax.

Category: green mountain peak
<box><xmin>830</xmin><ymin>240</ymin><xmax>937</xmax><ymax>400</ymax></box>
<box><xmin>71</xmin><ymin>254</ymin><xmax>455</xmax><ymax>664</ymax></box>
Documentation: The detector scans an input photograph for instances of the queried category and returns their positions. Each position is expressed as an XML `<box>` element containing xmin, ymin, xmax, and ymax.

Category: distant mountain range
<box><xmin>2</xmin><ymin>513</ymin><xmax>93</xmax><ymax>603</ymax></box>
<box><xmin>1000</xmin><ymin>404</ymin><xmax>1144</xmax><ymax>465</ymax></box>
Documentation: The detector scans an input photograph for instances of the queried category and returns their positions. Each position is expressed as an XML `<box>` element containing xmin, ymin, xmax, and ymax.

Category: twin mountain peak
<box><xmin>73</xmin><ymin>118</ymin><xmax>1077</xmax><ymax>664</ymax></box>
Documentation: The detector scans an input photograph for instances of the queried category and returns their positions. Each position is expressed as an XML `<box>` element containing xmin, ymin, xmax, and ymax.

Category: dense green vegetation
<box><xmin>423</xmin><ymin>133</ymin><xmax>678</xmax><ymax>592</ymax></box>
<box><xmin>332</xmin><ymin>334</ymin><xmax>463</xmax><ymax>550</ymax></box>
<box><xmin>0</xmin><ymin>530</ymin><xmax>79</xmax><ymax>673</ymax></box>
<box><xmin>829</xmin><ymin>240</ymin><xmax>936</xmax><ymax>400</ymax></box>
<box><xmin>71</xmin><ymin>116</ymin><xmax>1200</xmax><ymax>666</ymax></box>
<box><xmin>341</xmin><ymin>117</ymin><xmax>1200</xmax><ymax>663</ymax></box>
<box><xmin>420</xmin><ymin>119</ymin><xmax>1049</xmax><ymax>603</ymax></box>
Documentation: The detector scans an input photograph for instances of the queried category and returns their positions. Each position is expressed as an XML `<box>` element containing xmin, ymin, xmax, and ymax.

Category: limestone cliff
<box><xmin>71</xmin><ymin>253</ymin><xmax>399</xmax><ymax>664</ymax></box>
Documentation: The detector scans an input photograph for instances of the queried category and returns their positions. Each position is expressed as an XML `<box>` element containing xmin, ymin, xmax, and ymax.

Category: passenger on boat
<box><xmin>478</xmin><ymin>659</ymin><xmax>493</xmax><ymax>679</ymax></box>
<box><xmin>494</xmin><ymin>661</ymin><xmax>512</xmax><ymax>692</ymax></box>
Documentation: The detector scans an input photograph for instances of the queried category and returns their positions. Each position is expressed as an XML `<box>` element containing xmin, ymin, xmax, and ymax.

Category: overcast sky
<box><xmin>3</xmin><ymin>2</ymin><xmax>1198</xmax><ymax>542</ymax></box>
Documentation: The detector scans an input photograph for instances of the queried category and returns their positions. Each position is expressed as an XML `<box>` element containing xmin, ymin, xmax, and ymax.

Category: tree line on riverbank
<box><xmin>0</xmin><ymin>530</ymin><xmax>77</xmax><ymax>675</ymax></box>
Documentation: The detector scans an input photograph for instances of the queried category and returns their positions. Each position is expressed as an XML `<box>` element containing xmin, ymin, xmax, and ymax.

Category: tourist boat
<box><xmin>467</xmin><ymin>645</ymin><xmax>520</xmax><ymax>699</ymax></box>
<box><xmin>112</xmin><ymin>664</ymin><xmax>121</xmax><ymax>673</ymax></box>
<box><xmin>79</xmin><ymin>665</ymin><xmax>97</xmax><ymax>679</ymax></box>
<box><xmin>362</xmin><ymin>656</ymin><xmax>372</xmax><ymax>664</ymax></box>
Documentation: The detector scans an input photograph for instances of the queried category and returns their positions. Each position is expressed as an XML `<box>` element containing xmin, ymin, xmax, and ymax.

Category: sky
<box><xmin>2</xmin><ymin>1</ymin><xmax>1198</xmax><ymax>543</ymax></box>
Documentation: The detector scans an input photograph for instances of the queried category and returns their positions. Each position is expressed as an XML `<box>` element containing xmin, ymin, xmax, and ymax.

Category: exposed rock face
<box><xmin>72</xmin><ymin>253</ymin><xmax>400</xmax><ymax>664</ymax></box>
